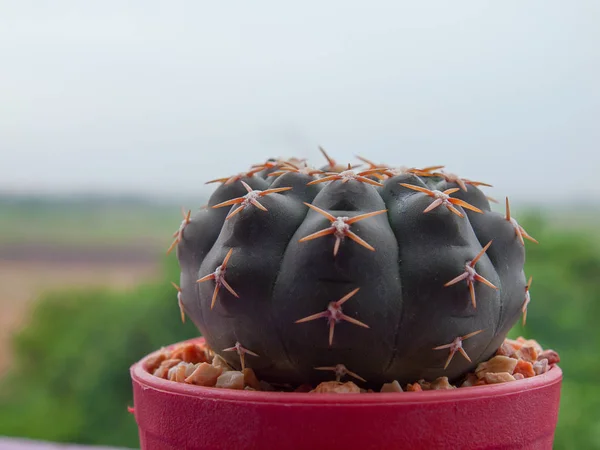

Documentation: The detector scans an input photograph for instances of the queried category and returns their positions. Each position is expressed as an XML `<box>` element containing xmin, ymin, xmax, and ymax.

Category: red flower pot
<box><xmin>130</xmin><ymin>338</ymin><xmax>562</xmax><ymax>450</ymax></box>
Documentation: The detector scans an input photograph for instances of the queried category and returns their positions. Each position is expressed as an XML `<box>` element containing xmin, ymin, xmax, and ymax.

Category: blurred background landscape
<box><xmin>0</xmin><ymin>183</ymin><xmax>599</xmax><ymax>450</ymax></box>
<box><xmin>1</xmin><ymin>1</ymin><xmax>599</xmax><ymax>449</ymax></box>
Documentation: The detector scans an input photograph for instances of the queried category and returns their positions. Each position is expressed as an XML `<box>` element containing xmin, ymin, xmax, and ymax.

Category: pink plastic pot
<box><xmin>130</xmin><ymin>338</ymin><xmax>562</xmax><ymax>450</ymax></box>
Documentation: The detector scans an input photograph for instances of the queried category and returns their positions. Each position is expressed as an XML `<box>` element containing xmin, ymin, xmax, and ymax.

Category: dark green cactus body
<box><xmin>176</xmin><ymin>160</ymin><xmax>529</xmax><ymax>387</ymax></box>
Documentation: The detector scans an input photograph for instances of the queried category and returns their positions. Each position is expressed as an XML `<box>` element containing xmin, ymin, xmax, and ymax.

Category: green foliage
<box><xmin>0</xmin><ymin>258</ymin><xmax>198</xmax><ymax>448</ymax></box>
<box><xmin>510</xmin><ymin>214</ymin><xmax>600</xmax><ymax>449</ymax></box>
<box><xmin>0</xmin><ymin>213</ymin><xmax>599</xmax><ymax>448</ymax></box>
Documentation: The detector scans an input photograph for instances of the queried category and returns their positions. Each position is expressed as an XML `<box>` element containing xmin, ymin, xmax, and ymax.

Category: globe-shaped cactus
<box><xmin>171</xmin><ymin>149</ymin><xmax>536</xmax><ymax>387</ymax></box>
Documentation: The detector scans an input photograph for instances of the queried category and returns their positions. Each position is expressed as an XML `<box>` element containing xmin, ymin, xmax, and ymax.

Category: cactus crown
<box><xmin>171</xmin><ymin>148</ymin><xmax>536</xmax><ymax>387</ymax></box>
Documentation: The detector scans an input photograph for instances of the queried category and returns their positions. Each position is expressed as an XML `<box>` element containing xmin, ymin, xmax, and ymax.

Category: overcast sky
<box><xmin>1</xmin><ymin>1</ymin><xmax>598</xmax><ymax>203</ymax></box>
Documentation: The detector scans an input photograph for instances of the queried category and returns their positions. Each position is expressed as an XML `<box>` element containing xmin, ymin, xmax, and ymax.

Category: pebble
<box><xmin>533</xmin><ymin>358</ymin><xmax>549</xmax><ymax>375</ymax></box>
<box><xmin>242</xmin><ymin>368</ymin><xmax>261</xmax><ymax>390</ymax></box>
<box><xmin>406</xmin><ymin>383</ymin><xmax>423</xmax><ymax>392</ymax></box>
<box><xmin>417</xmin><ymin>379</ymin><xmax>431</xmax><ymax>390</ymax></box>
<box><xmin>168</xmin><ymin>362</ymin><xmax>198</xmax><ymax>383</ymax></box>
<box><xmin>513</xmin><ymin>360</ymin><xmax>535</xmax><ymax>378</ymax></box>
<box><xmin>185</xmin><ymin>362</ymin><xmax>223</xmax><ymax>386</ymax></box>
<box><xmin>483</xmin><ymin>372</ymin><xmax>517</xmax><ymax>384</ymax></box>
<box><xmin>153</xmin><ymin>366</ymin><xmax>168</xmax><ymax>379</ymax></box>
<box><xmin>496</xmin><ymin>341</ymin><xmax>517</xmax><ymax>359</ymax></box>
<box><xmin>430</xmin><ymin>377</ymin><xmax>456</xmax><ymax>390</ymax></box>
<box><xmin>171</xmin><ymin>343</ymin><xmax>209</xmax><ymax>364</ymax></box>
<box><xmin>476</xmin><ymin>356</ymin><xmax>518</xmax><ymax>379</ymax></box>
<box><xmin>538</xmin><ymin>349</ymin><xmax>560</xmax><ymax>365</ymax></box>
<box><xmin>516</xmin><ymin>345</ymin><xmax>538</xmax><ymax>362</ymax></box>
<box><xmin>212</xmin><ymin>354</ymin><xmax>232</xmax><ymax>372</ymax></box>
<box><xmin>215</xmin><ymin>371</ymin><xmax>245</xmax><ymax>390</ymax></box>
<box><xmin>311</xmin><ymin>381</ymin><xmax>361</xmax><ymax>394</ymax></box>
<box><xmin>461</xmin><ymin>374</ymin><xmax>479</xmax><ymax>388</ymax></box>
<box><xmin>145</xmin><ymin>351</ymin><xmax>168</xmax><ymax>372</ymax></box>
<box><xmin>380</xmin><ymin>380</ymin><xmax>403</xmax><ymax>393</ymax></box>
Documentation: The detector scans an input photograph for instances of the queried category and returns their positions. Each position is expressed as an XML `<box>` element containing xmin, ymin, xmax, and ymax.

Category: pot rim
<box><xmin>131</xmin><ymin>337</ymin><xmax>562</xmax><ymax>406</ymax></box>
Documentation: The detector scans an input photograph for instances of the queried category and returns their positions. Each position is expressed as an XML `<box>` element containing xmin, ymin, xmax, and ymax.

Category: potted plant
<box><xmin>130</xmin><ymin>149</ymin><xmax>561</xmax><ymax>450</ymax></box>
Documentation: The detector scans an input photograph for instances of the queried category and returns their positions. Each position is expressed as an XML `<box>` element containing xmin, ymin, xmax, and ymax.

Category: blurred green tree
<box><xmin>510</xmin><ymin>214</ymin><xmax>600</xmax><ymax>449</ymax></box>
<box><xmin>0</xmin><ymin>258</ymin><xmax>198</xmax><ymax>448</ymax></box>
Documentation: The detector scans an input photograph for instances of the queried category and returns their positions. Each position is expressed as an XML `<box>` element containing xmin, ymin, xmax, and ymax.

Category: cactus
<box><xmin>171</xmin><ymin>149</ymin><xmax>537</xmax><ymax>387</ymax></box>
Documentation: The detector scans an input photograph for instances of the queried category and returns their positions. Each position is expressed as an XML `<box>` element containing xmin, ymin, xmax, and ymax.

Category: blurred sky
<box><xmin>1</xmin><ymin>1</ymin><xmax>598</xmax><ymax>203</ymax></box>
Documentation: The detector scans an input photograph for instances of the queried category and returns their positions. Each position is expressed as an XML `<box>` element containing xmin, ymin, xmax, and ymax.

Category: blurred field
<box><xmin>0</xmin><ymin>196</ymin><xmax>181</xmax><ymax>375</ymax></box>
<box><xmin>0</xmin><ymin>196</ymin><xmax>177</xmax><ymax>247</ymax></box>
